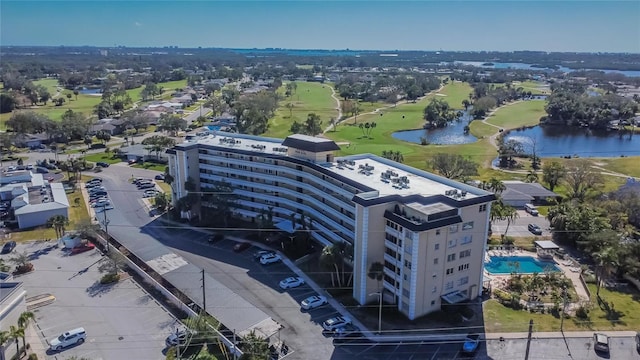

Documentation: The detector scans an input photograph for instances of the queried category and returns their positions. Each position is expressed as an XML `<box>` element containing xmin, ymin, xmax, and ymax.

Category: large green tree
<box><xmin>428</xmin><ymin>153</ymin><xmax>478</xmax><ymax>180</ymax></box>
<box><xmin>142</xmin><ymin>135</ymin><xmax>176</xmax><ymax>159</ymax></box>
<box><xmin>423</xmin><ymin>98</ymin><xmax>457</xmax><ymax>128</ymax></box>
<box><xmin>542</xmin><ymin>160</ymin><xmax>567</xmax><ymax>191</ymax></box>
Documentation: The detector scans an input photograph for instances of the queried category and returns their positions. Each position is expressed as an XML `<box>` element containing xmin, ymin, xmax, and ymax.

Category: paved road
<box><xmin>3</xmin><ymin>242</ymin><xmax>178</xmax><ymax>360</ymax></box>
<box><xmin>184</xmin><ymin>106</ymin><xmax>212</xmax><ymax>123</ymax></box>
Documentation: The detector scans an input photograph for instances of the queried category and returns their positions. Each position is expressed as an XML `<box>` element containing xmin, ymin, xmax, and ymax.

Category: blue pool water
<box><xmin>485</xmin><ymin>256</ymin><xmax>560</xmax><ymax>274</ymax></box>
<box><xmin>206</xmin><ymin>125</ymin><xmax>221</xmax><ymax>131</ymax></box>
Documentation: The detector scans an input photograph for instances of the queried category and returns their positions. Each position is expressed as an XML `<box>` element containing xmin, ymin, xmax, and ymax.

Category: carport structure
<box><xmin>534</xmin><ymin>240</ymin><xmax>559</xmax><ymax>259</ymax></box>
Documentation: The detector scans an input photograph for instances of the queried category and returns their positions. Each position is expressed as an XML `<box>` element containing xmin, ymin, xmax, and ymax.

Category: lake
<box><xmin>504</xmin><ymin>125</ymin><xmax>640</xmax><ymax>158</ymax></box>
<box><xmin>453</xmin><ymin>61</ymin><xmax>640</xmax><ymax>78</ymax></box>
<box><xmin>391</xmin><ymin>110</ymin><xmax>477</xmax><ymax>145</ymax></box>
<box><xmin>78</xmin><ymin>87</ymin><xmax>102</xmax><ymax>95</ymax></box>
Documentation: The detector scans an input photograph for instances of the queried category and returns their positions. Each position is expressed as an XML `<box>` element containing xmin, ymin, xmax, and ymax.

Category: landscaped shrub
<box><xmin>494</xmin><ymin>289</ymin><xmax>511</xmax><ymax>303</ymax></box>
<box><xmin>28</xmin><ymin>354</ymin><xmax>38</xmax><ymax>360</ymax></box>
<box><xmin>575</xmin><ymin>305</ymin><xmax>590</xmax><ymax>319</ymax></box>
<box><xmin>100</xmin><ymin>273</ymin><xmax>120</xmax><ymax>284</ymax></box>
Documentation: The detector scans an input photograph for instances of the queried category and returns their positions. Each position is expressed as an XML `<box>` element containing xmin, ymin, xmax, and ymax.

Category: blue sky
<box><xmin>1</xmin><ymin>1</ymin><xmax>639</xmax><ymax>52</ymax></box>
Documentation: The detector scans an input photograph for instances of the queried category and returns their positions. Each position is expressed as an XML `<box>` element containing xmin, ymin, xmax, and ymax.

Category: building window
<box><xmin>436</xmin><ymin>229</ymin><xmax>441</xmax><ymax>235</ymax></box>
<box><xmin>434</xmin><ymin>258</ymin><xmax>438</xmax><ymax>265</ymax></box>
<box><xmin>402</xmin><ymin>288</ymin><xmax>410</xmax><ymax>298</ymax></box>
<box><xmin>449</xmin><ymin>224</ymin><xmax>458</xmax><ymax>233</ymax></box>
<box><xmin>432</xmin><ymin>286</ymin><xmax>437</xmax><ymax>293</ymax></box>
<box><xmin>404</xmin><ymin>260</ymin><xmax>412</xmax><ymax>269</ymax></box>
<box><xmin>463</xmin><ymin>221</ymin><xmax>474</xmax><ymax>230</ymax></box>
<box><xmin>435</xmin><ymin>243</ymin><xmax>440</xmax><ymax>250</ymax></box>
<box><xmin>479</xmin><ymin>204</ymin><xmax>487</xmax><ymax>212</ymax></box>
<box><xmin>459</xmin><ymin>249</ymin><xmax>471</xmax><ymax>258</ymax></box>
<box><xmin>459</xmin><ymin>276</ymin><xmax>469</xmax><ymax>286</ymax></box>
<box><xmin>445</xmin><ymin>281</ymin><xmax>454</xmax><ymax>290</ymax></box>
<box><xmin>404</xmin><ymin>273</ymin><xmax>410</xmax><ymax>281</ymax></box>
<box><xmin>448</xmin><ymin>239</ymin><xmax>457</xmax><ymax>248</ymax></box>
<box><xmin>431</xmin><ymin>300</ymin><xmax>436</xmax><ymax>306</ymax></box>
<box><xmin>446</xmin><ymin>268</ymin><xmax>454</xmax><ymax>275</ymax></box>
<box><xmin>447</xmin><ymin>254</ymin><xmax>456</xmax><ymax>262</ymax></box>
<box><xmin>461</xmin><ymin>235</ymin><xmax>473</xmax><ymax>245</ymax></box>
<box><xmin>458</xmin><ymin>263</ymin><xmax>470</xmax><ymax>271</ymax></box>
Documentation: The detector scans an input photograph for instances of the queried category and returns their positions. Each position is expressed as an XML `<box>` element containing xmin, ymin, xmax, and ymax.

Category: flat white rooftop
<box><xmin>180</xmin><ymin>132</ymin><xmax>488</xmax><ymax>199</ymax></box>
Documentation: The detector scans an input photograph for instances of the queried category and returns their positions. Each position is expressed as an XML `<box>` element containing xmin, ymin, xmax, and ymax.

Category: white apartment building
<box><xmin>167</xmin><ymin>132</ymin><xmax>495</xmax><ymax>320</ymax></box>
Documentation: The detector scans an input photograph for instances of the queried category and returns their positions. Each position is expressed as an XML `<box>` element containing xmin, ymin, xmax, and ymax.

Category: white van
<box><xmin>49</xmin><ymin>327</ymin><xmax>86</xmax><ymax>351</ymax></box>
<box><xmin>524</xmin><ymin>203</ymin><xmax>539</xmax><ymax>216</ymax></box>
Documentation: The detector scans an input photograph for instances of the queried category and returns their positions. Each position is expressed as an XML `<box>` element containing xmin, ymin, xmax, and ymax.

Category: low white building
<box><xmin>14</xmin><ymin>182</ymin><xmax>70</xmax><ymax>229</ymax></box>
<box><xmin>0</xmin><ymin>282</ymin><xmax>27</xmax><ymax>360</ymax></box>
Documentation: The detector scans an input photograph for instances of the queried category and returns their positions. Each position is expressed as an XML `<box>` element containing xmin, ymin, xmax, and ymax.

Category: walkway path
<box><xmin>322</xmin><ymin>83</ymin><xmax>445</xmax><ymax>134</ymax></box>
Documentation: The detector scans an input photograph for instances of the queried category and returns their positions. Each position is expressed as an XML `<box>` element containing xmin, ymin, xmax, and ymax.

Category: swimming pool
<box><xmin>485</xmin><ymin>256</ymin><xmax>560</xmax><ymax>274</ymax></box>
<box><xmin>206</xmin><ymin>125</ymin><xmax>221</xmax><ymax>131</ymax></box>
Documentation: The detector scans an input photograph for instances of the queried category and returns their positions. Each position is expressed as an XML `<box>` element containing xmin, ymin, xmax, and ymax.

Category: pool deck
<box><xmin>484</xmin><ymin>249</ymin><xmax>590</xmax><ymax>301</ymax></box>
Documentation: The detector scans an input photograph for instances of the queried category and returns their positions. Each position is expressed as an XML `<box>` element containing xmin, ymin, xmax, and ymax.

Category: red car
<box><xmin>71</xmin><ymin>242</ymin><xmax>95</xmax><ymax>255</ymax></box>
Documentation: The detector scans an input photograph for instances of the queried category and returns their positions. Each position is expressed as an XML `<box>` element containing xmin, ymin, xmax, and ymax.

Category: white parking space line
<box><xmin>430</xmin><ymin>346</ymin><xmax>440</xmax><ymax>360</ymax></box>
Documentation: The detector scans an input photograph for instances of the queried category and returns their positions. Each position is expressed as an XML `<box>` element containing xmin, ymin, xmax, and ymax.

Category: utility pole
<box><xmin>233</xmin><ymin>329</ymin><xmax>238</xmax><ymax>360</ymax></box>
<box><xmin>101</xmin><ymin>206</ymin><xmax>110</xmax><ymax>252</ymax></box>
<box><xmin>524</xmin><ymin>319</ymin><xmax>533</xmax><ymax>360</ymax></box>
<box><xmin>560</xmin><ymin>286</ymin><xmax>568</xmax><ymax>332</ymax></box>
<box><xmin>201</xmin><ymin>269</ymin><xmax>206</xmax><ymax>313</ymax></box>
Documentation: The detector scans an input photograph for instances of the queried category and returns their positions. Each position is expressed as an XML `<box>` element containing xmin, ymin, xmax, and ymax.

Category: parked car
<box><xmin>208</xmin><ymin>234</ymin><xmax>225</xmax><ymax>243</ymax></box>
<box><xmin>279</xmin><ymin>277</ymin><xmax>305</xmax><ymax>289</ymax></box>
<box><xmin>138</xmin><ymin>183</ymin><xmax>155</xmax><ymax>190</ymax></box>
<box><xmin>89</xmin><ymin>187</ymin><xmax>106</xmax><ymax>193</ymax></box>
<box><xmin>89</xmin><ymin>192</ymin><xmax>108</xmax><ymax>199</ymax></box>
<box><xmin>155</xmin><ymin>174</ymin><xmax>165</xmax><ymax>180</ymax></box>
<box><xmin>26</xmin><ymin>164</ymin><xmax>34</xmax><ymax>170</ymax></box>
<box><xmin>71</xmin><ymin>242</ymin><xmax>95</xmax><ymax>255</ymax></box>
<box><xmin>128</xmin><ymin>159</ymin><xmax>137</xmax><ymax>165</ymax></box>
<box><xmin>49</xmin><ymin>327</ymin><xmax>86</xmax><ymax>351</ymax></box>
<box><xmin>94</xmin><ymin>205</ymin><xmax>114</xmax><ymax>213</ymax></box>
<box><xmin>259</xmin><ymin>253</ymin><xmax>281</xmax><ymax>265</ymax></box>
<box><xmin>635</xmin><ymin>332</ymin><xmax>640</xmax><ymax>352</ymax></box>
<box><xmin>254</xmin><ymin>250</ymin><xmax>274</xmax><ymax>261</ymax></box>
<box><xmin>89</xmin><ymin>197</ymin><xmax>109</xmax><ymax>204</ymax></box>
<box><xmin>233</xmin><ymin>242</ymin><xmax>251</xmax><ymax>252</ymax></box>
<box><xmin>300</xmin><ymin>295</ymin><xmax>327</xmax><ymax>310</ymax></box>
<box><xmin>91</xmin><ymin>201</ymin><xmax>111</xmax><ymax>208</ymax></box>
<box><xmin>142</xmin><ymin>190</ymin><xmax>158</xmax><ymax>198</ymax></box>
<box><xmin>461</xmin><ymin>334</ymin><xmax>480</xmax><ymax>355</ymax></box>
<box><xmin>593</xmin><ymin>333</ymin><xmax>610</xmax><ymax>353</ymax></box>
<box><xmin>322</xmin><ymin>316</ymin><xmax>352</xmax><ymax>331</ymax></box>
<box><xmin>528</xmin><ymin>224</ymin><xmax>543</xmax><ymax>235</ymax></box>
<box><xmin>165</xmin><ymin>329</ymin><xmax>190</xmax><ymax>347</ymax></box>
<box><xmin>96</xmin><ymin>162</ymin><xmax>110</xmax><ymax>168</ymax></box>
<box><xmin>2</xmin><ymin>241</ymin><xmax>17</xmax><ymax>254</ymax></box>
<box><xmin>36</xmin><ymin>167</ymin><xmax>49</xmax><ymax>174</ymax></box>
<box><xmin>133</xmin><ymin>178</ymin><xmax>151</xmax><ymax>184</ymax></box>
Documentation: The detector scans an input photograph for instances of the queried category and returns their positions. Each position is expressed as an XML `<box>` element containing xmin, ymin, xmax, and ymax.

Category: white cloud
<box><xmin>134</xmin><ymin>22</ymin><xmax>142</xmax><ymax>27</ymax></box>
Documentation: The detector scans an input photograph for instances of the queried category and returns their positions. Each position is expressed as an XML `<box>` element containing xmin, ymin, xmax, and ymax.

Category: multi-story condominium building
<box><xmin>167</xmin><ymin>132</ymin><xmax>495</xmax><ymax>320</ymax></box>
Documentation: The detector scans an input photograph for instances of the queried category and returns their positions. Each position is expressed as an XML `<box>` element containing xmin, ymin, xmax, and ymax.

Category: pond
<box><xmin>504</xmin><ymin>125</ymin><xmax>640</xmax><ymax>158</ymax></box>
<box><xmin>78</xmin><ymin>87</ymin><xmax>102</xmax><ymax>95</ymax></box>
<box><xmin>453</xmin><ymin>61</ymin><xmax>640</xmax><ymax>77</ymax></box>
<box><xmin>391</xmin><ymin>110</ymin><xmax>478</xmax><ymax>145</ymax></box>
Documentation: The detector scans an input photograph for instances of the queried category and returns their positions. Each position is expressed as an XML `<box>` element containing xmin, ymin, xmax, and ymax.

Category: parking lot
<box><xmin>492</xmin><ymin>210</ymin><xmax>552</xmax><ymax>238</ymax></box>
<box><xmin>2</xmin><ymin>241</ymin><xmax>179</xmax><ymax>360</ymax></box>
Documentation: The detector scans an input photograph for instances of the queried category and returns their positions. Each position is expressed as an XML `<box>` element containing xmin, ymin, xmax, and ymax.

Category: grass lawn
<box><xmin>264</xmin><ymin>81</ymin><xmax>339</xmax><ymax>138</ymax></box>
<box><xmin>484</xmin><ymin>283</ymin><xmax>640</xmax><ymax>332</ymax></box>
<box><xmin>469</xmin><ymin>121</ymin><xmax>499</xmax><ymax>138</ymax></box>
<box><xmin>83</xmin><ymin>152</ymin><xmax>123</xmax><ymax>165</ymax></box>
<box><xmin>594</xmin><ymin>157</ymin><xmax>640</xmax><ymax>178</ymax></box>
<box><xmin>33</xmin><ymin>78</ymin><xmax>62</xmax><ymax>95</ymax></box>
<box><xmin>485</xmin><ymin>100</ymin><xmax>546</xmax><ymax>129</ymax></box>
<box><xmin>437</xmin><ymin>81</ymin><xmax>473</xmax><ymax>109</ymax></box>
<box><xmin>516</xmin><ymin>80</ymin><xmax>550</xmax><ymax>95</ymax></box>
<box><xmin>157</xmin><ymin>182</ymin><xmax>171</xmax><ymax>195</ymax></box>
<box><xmin>132</xmin><ymin>162</ymin><xmax>166</xmax><ymax>172</ymax></box>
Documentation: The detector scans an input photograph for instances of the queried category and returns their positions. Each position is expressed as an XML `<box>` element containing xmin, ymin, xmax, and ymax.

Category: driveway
<box><xmin>492</xmin><ymin>210</ymin><xmax>552</xmax><ymax>238</ymax></box>
<box><xmin>4</xmin><ymin>241</ymin><xmax>179</xmax><ymax>360</ymax></box>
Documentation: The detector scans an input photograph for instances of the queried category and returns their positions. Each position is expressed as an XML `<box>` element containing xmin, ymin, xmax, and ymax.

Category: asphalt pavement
<box><xmin>492</xmin><ymin>210</ymin><xmax>552</xmax><ymax>239</ymax></box>
<box><xmin>3</xmin><ymin>241</ymin><xmax>178</xmax><ymax>360</ymax></box>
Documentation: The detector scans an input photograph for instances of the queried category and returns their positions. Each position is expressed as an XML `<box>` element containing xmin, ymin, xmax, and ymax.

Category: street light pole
<box><xmin>560</xmin><ymin>286</ymin><xmax>568</xmax><ymax>332</ymax></box>
<box><xmin>101</xmin><ymin>207</ymin><xmax>110</xmax><ymax>252</ymax></box>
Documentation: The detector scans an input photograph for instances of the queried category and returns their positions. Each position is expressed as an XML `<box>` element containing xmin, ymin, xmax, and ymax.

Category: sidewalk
<box><xmin>25</xmin><ymin>322</ymin><xmax>48</xmax><ymax>359</ymax></box>
<box><xmin>487</xmin><ymin>330</ymin><xmax>638</xmax><ymax>340</ymax></box>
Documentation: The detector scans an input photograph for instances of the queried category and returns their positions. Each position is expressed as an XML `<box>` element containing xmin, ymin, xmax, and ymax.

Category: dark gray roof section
<box><xmin>385</xmin><ymin>210</ymin><xmax>462</xmax><ymax>232</ymax></box>
<box><xmin>500</xmin><ymin>188</ymin><xmax>534</xmax><ymax>201</ymax></box>
<box><xmin>503</xmin><ymin>182</ymin><xmax>559</xmax><ymax>198</ymax></box>
<box><xmin>353</xmin><ymin>193</ymin><xmax>496</xmax><ymax>209</ymax></box>
<box><xmin>281</xmin><ymin>134</ymin><xmax>340</xmax><ymax>153</ymax></box>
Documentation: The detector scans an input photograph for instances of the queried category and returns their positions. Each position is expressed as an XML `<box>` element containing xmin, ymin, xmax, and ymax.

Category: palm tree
<box><xmin>0</xmin><ymin>330</ymin><xmax>9</xmax><ymax>356</ymax></box>
<box><xmin>47</xmin><ymin>215</ymin><xmax>69</xmax><ymax>238</ymax></box>
<box><xmin>9</xmin><ymin>325</ymin><xmax>23</xmax><ymax>356</ymax></box>
<box><xmin>524</xmin><ymin>170</ymin><xmax>538</xmax><ymax>183</ymax></box>
<box><xmin>594</xmin><ymin>246</ymin><xmax>619</xmax><ymax>298</ymax></box>
<box><xmin>488</xmin><ymin>178</ymin><xmax>506</xmax><ymax>194</ymax></box>
<box><xmin>320</xmin><ymin>245</ymin><xmax>342</xmax><ymax>288</ymax></box>
<box><xmin>17</xmin><ymin>311</ymin><xmax>34</xmax><ymax>350</ymax></box>
<box><xmin>502</xmin><ymin>205</ymin><xmax>519</xmax><ymax>238</ymax></box>
<box><xmin>10</xmin><ymin>251</ymin><xmax>33</xmax><ymax>274</ymax></box>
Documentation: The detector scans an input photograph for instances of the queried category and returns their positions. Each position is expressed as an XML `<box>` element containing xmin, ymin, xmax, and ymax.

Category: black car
<box><xmin>2</xmin><ymin>241</ymin><xmax>17</xmax><ymax>254</ymax></box>
<box><xmin>155</xmin><ymin>174</ymin><xmax>165</xmax><ymax>181</ymax></box>
<box><xmin>528</xmin><ymin>224</ymin><xmax>543</xmax><ymax>235</ymax></box>
<box><xmin>96</xmin><ymin>162</ymin><xmax>110</xmax><ymax>168</ymax></box>
<box><xmin>635</xmin><ymin>332</ymin><xmax>640</xmax><ymax>352</ymax></box>
<box><xmin>233</xmin><ymin>242</ymin><xmax>251</xmax><ymax>253</ymax></box>
<box><xmin>208</xmin><ymin>234</ymin><xmax>225</xmax><ymax>243</ymax></box>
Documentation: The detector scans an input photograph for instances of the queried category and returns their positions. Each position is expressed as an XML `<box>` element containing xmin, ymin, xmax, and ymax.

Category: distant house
<box><xmin>121</xmin><ymin>144</ymin><xmax>167</xmax><ymax>163</ymax></box>
<box><xmin>13</xmin><ymin>133</ymin><xmax>50</xmax><ymax>148</ymax></box>
<box><xmin>90</xmin><ymin>118</ymin><xmax>126</xmax><ymax>135</ymax></box>
<box><xmin>500</xmin><ymin>181</ymin><xmax>560</xmax><ymax>208</ymax></box>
